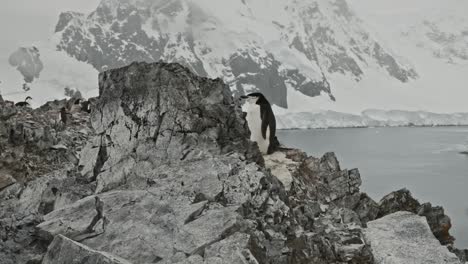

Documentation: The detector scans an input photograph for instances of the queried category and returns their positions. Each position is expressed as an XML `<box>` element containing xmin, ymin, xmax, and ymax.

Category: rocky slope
<box><xmin>0</xmin><ymin>62</ymin><xmax>465</xmax><ymax>264</ymax></box>
<box><xmin>52</xmin><ymin>0</ymin><xmax>416</xmax><ymax>108</ymax></box>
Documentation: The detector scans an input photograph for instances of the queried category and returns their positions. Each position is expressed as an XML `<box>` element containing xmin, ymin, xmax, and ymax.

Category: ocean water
<box><xmin>278</xmin><ymin>126</ymin><xmax>468</xmax><ymax>248</ymax></box>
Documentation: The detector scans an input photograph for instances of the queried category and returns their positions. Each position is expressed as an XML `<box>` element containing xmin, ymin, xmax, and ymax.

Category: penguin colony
<box><xmin>59</xmin><ymin>97</ymin><xmax>93</xmax><ymax>125</ymax></box>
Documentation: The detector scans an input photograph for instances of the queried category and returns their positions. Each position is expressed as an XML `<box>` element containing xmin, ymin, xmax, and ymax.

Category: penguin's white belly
<box><xmin>245</xmin><ymin>104</ymin><xmax>270</xmax><ymax>154</ymax></box>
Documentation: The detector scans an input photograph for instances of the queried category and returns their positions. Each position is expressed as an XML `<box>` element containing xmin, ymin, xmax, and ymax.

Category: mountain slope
<box><xmin>52</xmin><ymin>0</ymin><xmax>416</xmax><ymax>108</ymax></box>
<box><xmin>345</xmin><ymin>0</ymin><xmax>468</xmax><ymax>114</ymax></box>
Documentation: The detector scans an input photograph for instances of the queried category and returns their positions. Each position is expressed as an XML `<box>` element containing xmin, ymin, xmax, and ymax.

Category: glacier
<box><xmin>277</xmin><ymin>109</ymin><xmax>468</xmax><ymax>129</ymax></box>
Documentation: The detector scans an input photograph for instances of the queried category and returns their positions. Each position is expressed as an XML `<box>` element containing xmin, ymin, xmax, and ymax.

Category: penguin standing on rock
<box><xmin>15</xmin><ymin>96</ymin><xmax>32</xmax><ymax>107</ymax></box>
<box><xmin>70</xmin><ymin>98</ymin><xmax>83</xmax><ymax>113</ymax></box>
<box><xmin>59</xmin><ymin>107</ymin><xmax>70</xmax><ymax>125</ymax></box>
<box><xmin>241</xmin><ymin>92</ymin><xmax>279</xmax><ymax>154</ymax></box>
<box><xmin>80</xmin><ymin>100</ymin><xmax>91</xmax><ymax>113</ymax></box>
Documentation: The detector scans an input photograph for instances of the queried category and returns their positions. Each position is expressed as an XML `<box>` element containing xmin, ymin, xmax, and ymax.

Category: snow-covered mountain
<box><xmin>52</xmin><ymin>0</ymin><xmax>416</xmax><ymax>108</ymax></box>
<box><xmin>344</xmin><ymin>0</ymin><xmax>468</xmax><ymax>114</ymax></box>
<box><xmin>1</xmin><ymin>0</ymin><xmax>467</xmax><ymax>127</ymax></box>
<box><xmin>277</xmin><ymin>110</ymin><xmax>468</xmax><ymax>129</ymax></box>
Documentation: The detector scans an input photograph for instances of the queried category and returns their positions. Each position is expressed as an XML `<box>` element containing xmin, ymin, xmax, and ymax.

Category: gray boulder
<box><xmin>365</xmin><ymin>211</ymin><xmax>461</xmax><ymax>264</ymax></box>
<box><xmin>43</xmin><ymin>235</ymin><xmax>131</xmax><ymax>264</ymax></box>
<box><xmin>378</xmin><ymin>188</ymin><xmax>455</xmax><ymax>245</ymax></box>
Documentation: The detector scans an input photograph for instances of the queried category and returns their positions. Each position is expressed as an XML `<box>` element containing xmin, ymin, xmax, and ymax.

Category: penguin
<box><xmin>70</xmin><ymin>98</ymin><xmax>82</xmax><ymax>113</ymax></box>
<box><xmin>241</xmin><ymin>92</ymin><xmax>279</xmax><ymax>154</ymax></box>
<box><xmin>59</xmin><ymin>107</ymin><xmax>69</xmax><ymax>125</ymax></box>
<box><xmin>80</xmin><ymin>100</ymin><xmax>91</xmax><ymax>113</ymax></box>
<box><xmin>15</xmin><ymin>96</ymin><xmax>32</xmax><ymax>107</ymax></box>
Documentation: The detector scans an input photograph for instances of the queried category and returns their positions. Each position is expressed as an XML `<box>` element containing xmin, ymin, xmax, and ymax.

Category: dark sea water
<box><xmin>278</xmin><ymin>126</ymin><xmax>468</xmax><ymax>248</ymax></box>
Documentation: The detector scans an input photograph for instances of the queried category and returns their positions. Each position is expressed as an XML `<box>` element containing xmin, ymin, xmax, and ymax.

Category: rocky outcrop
<box><xmin>378</xmin><ymin>188</ymin><xmax>454</xmax><ymax>245</ymax></box>
<box><xmin>365</xmin><ymin>211</ymin><xmax>461</xmax><ymax>264</ymax></box>
<box><xmin>0</xmin><ymin>98</ymin><xmax>92</xmax><ymax>183</ymax></box>
<box><xmin>0</xmin><ymin>97</ymin><xmax>94</xmax><ymax>263</ymax></box>
<box><xmin>0</xmin><ymin>62</ymin><xmax>464</xmax><ymax>264</ymax></box>
<box><xmin>43</xmin><ymin>235</ymin><xmax>131</xmax><ymax>264</ymax></box>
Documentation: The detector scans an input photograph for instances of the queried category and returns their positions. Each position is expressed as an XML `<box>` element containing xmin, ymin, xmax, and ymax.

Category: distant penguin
<box><xmin>70</xmin><ymin>98</ymin><xmax>82</xmax><ymax>113</ymax></box>
<box><xmin>80</xmin><ymin>100</ymin><xmax>91</xmax><ymax>113</ymax></box>
<box><xmin>241</xmin><ymin>93</ymin><xmax>279</xmax><ymax>154</ymax></box>
<box><xmin>59</xmin><ymin>107</ymin><xmax>68</xmax><ymax>124</ymax></box>
<box><xmin>15</xmin><ymin>96</ymin><xmax>32</xmax><ymax>107</ymax></box>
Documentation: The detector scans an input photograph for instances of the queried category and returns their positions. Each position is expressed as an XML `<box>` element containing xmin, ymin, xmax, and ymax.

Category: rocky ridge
<box><xmin>0</xmin><ymin>62</ymin><xmax>465</xmax><ymax>264</ymax></box>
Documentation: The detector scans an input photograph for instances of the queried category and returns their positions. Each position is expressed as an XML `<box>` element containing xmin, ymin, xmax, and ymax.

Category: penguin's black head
<box><xmin>240</xmin><ymin>92</ymin><xmax>269</xmax><ymax>105</ymax></box>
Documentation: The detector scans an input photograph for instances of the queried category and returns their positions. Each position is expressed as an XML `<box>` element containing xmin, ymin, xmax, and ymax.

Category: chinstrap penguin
<box><xmin>59</xmin><ymin>107</ymin><xmax>70</xmax><ymax>125</ymax></box>
<box><xmin>15</xmin><ymin>96</ymin><xmax>32</xmax><ymax>107</ymax></box>
<box><xmin>70</xmin><ymin>98</ymin><xmax>83</xmax><ymax>113</ymax></box>
<box><xmin>80</xmin><ymin>100</ymin><xmax>92</xmax><ymax>113</ymax></box>
<box><xmin>241</xmin><ymin>92</ymin><xmax>279</xmax><ymax>154</ymax></box>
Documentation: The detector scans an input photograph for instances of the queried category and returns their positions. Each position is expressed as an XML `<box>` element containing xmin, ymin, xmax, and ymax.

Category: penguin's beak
<box><xmin>240</xmin><ymin>95</ymin><xmax>248</xmax><ymax>99</ymax></box>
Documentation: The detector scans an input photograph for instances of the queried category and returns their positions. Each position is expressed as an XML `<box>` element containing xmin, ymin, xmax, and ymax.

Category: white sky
<box><xmin>0</xmin><ymin>0</ymin><xmax>100</xmax><ymax>60</ymax></box>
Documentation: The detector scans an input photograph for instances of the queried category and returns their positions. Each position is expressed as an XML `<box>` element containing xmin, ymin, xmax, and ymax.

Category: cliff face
<box><xmin>0</xmin><ymin>62</ymin><xmax>464</xmax><ymax>264</ymax></box>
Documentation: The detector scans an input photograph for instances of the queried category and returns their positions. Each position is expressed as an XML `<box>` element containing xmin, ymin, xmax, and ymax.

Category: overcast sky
<box><xmin>0</xmin><ymin>0</ymin><xmax>100</xmax><ymax>60</ymax></box>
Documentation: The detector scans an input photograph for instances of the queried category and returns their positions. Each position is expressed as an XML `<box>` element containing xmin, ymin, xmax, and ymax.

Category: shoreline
<box><xmin>278</xmin><ymin>124</ymin><xmax>468</xmax><ymax>131</ymax></box>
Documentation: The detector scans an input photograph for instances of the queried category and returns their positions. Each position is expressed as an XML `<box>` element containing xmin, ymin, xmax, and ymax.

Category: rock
<box><xmin>354</xmin><ymin>193</ymin><xmax>380</xmax><ymax>226</ymax></box>
<box><xmin>0</xmin><ymin>172</ymin><xmax>16</xmax><ymax>190</ymax></box>
<box><xmin>81</xmin><ymin>61</ymin><xmax>261</xmax><ymax>193</ymax></box>
<box><xmin>418</xmin><ymin>202</ymin><xmax>455</xmax><ymax>245</ymax></box>
<box><xmin>378</xmin><ymin>188</ymin><xmax>421</xmax><ymax>217</ymax></box>
<box><xmin>42</xmin><ymin>235</ymin><xmax>131</xmax><ymax>264</ymax></box>
<box><xmin>378</xmin><ymin>188</ymin><xmax>456</xmax><ymax>246</ymax></box>
<box><xmin>0</xmin><ymin>96</ymin><xmax>92</xmax><ymax>184</ymax></box>
<box><xmin>51</xmin><ymin>144</ymin><xmax>68</xmax><ymax>150</ymax></box>
<box><xmin>204</xmin><ymin>232</ymin><xmax>257</xmax><ymax>264</ymax></box>
<box><xmin>449</xmin><ymin>246</ymin><xmax>468</xmax><ymax>263</ymax></box>
<box><xmin>264</xmin><ymin>151</ymin><xmax>298</xmax><ymax>191</ymax></box>
<box><xmin>364</xmin><ymin>211</ymin><xmax>461</xmax><ymax>264</ymax></box>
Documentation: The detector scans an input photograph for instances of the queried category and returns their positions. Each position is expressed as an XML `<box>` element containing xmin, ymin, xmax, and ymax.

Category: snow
<box><xmin>1</xmin><ymin>42</ymin><xmax>98</xmax><ymax>108</ymax></box>
<box><xmin>1</xmin><ymin>0</ymin><xmax>468</xmax><ymax>125</ymax></box>
<box><xmin>342</xmin><ymin>0</ymin><xmax>468</xmax><ymax>114</ymax></box>
<box><xmin>277</xmin><ymin>109</ymin><xmax>468</xmax><ymax>129</ymax></box>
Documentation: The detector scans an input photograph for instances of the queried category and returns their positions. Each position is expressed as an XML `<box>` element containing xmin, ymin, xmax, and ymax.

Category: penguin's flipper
<box><xmin>261</xmin><ymin>118</ymin><xmax>268</xmax><ymax>140</ymax></box>
<box><xmin>261</xmin><ymin>108</ymin><xmax>268</xmax><ymax>140</ymax></box>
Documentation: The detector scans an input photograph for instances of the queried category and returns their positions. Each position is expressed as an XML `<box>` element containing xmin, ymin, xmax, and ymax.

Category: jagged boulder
<box><xmin>378</xmin><ymin>188</ymin><xmax>421</xmax><ymax>217</ymax></box>
<box><xmin>38</xmin><ymin>62</ymin><xmax>267</xmax><ymax>263</ymax></box>
<box><xmin>364</xmin><ymin>211</ymin><xmax>461</xmax><ymax>264</ymax></box>
<box><xmin>378</xmin><ymin>188</ymin><xmax>455</xmax><ymax>245</ymax></box>
<box><xmin>81</xmin><ymin>61</ymin><xmax>261</xmax><ymax>192</ymax></box>
<box><xmin>43</xmin><ymin>235</ymin><xmax>131</xmax><ymax>264</ymax></box>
